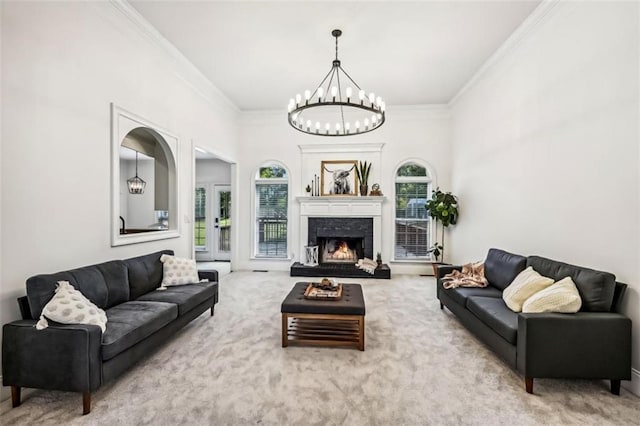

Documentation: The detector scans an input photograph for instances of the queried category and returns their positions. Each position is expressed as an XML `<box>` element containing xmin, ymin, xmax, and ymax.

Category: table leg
<box><xmin>358</xmin><ymin>316</ymin><xmax>365</xmax><ymax>351</ymax></box>
<box><xmin>282</xmin><ymin>313</ymin><xmax>288</xmax><ymax>347</ymax></box>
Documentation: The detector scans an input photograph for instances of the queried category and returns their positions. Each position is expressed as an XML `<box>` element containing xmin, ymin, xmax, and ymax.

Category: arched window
<box><xmin>394</xmin><ymin>161</ymin><xmax>432</xmax><ymax>260</ymax></box>
<box><xmin>254</xmin><ymin>163</ymin><xmax>289</xmax><ymax>258</ymax></box>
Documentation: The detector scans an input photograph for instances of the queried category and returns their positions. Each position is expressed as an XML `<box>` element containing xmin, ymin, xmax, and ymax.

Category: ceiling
<box><xmin>130</xmin><ymin>1</ymin><xmax>541</xmax><ymax>110</ymax></box>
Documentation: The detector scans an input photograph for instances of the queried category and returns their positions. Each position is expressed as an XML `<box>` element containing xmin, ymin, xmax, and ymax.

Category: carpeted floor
<box><xmin>1</xmin><ymin>272</ymin><xmax>638</xmax><ymax>425</ymax></box>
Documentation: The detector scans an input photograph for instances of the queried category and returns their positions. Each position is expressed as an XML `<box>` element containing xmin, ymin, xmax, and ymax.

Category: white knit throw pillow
<box><xmin>36</xmin><ymin>281</ymin><xmax>107</xmax><ymax>332</ymax></box>
<box><xmin>522</xmin><ymin>277</ymin><xmax>582</xmax><ymax>313</ymax></box>
<box><xmin>159</xmin><ymin>254</ymin><xmax>200</xmax><ymax>289</ymax></box>
<box><xmin>502</xmin><ymin>266</ymin><xmax>554</xmax><ymax>312</ymax></box>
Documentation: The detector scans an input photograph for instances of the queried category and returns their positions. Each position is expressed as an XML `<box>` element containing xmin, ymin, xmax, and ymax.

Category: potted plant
<box><xmin>376</xmin><ymin>252</ymin><xmax>383</xmax><ymax>268</ymax></box>
<box><xmin>425</xmin><ymin>188</ymin><xmax>458</xmax><ymax>274</ymax></box>
<box><xmin>355</xmin><ymin>161</ymin><xmax>371</xmax><ymax>196</ymax></box>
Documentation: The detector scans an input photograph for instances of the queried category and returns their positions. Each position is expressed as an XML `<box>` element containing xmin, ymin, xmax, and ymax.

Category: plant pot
<box><xmin>359</xmin><ymin>185</ymin><xmax>368</xmax><ymax>196</ymax></box>
<box><xmin>431</xmin><ymin>262</ymin><xmax>448</xmax><ymax>277</ymax></box>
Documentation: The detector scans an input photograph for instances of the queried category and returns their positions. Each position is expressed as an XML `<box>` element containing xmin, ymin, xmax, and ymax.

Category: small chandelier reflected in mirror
<box><xmin>127</xmin><ymin>151</ymin><xmax>146</xmax><ymax>194</ymax></box>
<box><xmin>287</xmin><ymin>29</ymin><xmax>386</xmax><ymax>137</ymax></box>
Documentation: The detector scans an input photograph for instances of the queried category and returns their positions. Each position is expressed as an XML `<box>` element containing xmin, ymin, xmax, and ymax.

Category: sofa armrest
<box><xmin>2</xmin><ymin>320</ymin><xmax>102</xmax><ymax>392</ymax></box>
<box><xmin>198</xmin><ymin>270</ymin><xmax>218</xmax><ymax>283</ymax></box>
<box><xmin>436</xmin><ymin>265</ymin><xmax>462</xmax><ymax>280</ymax></box>
<box><xmin>517</xmin><ymin>312</ymin><xmax>631</xmax><ymax>380</ymax></box>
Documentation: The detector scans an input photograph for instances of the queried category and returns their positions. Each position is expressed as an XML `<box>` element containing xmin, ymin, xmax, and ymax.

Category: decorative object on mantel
<box><xmin>369</xmin><ymin>183</ymin><xmax>383</xmax><ymax>196</ymax></box>
<box><xmin>356</xmin><ymin>258</ymin><xmax>378</xmax><ymax>275</ymax></box>
<box><xmin>355</xmin><ymin>161</ymin><xmax>371</xmax><ymax>196</ymax></box>
<box><xmin>287</xmin><ymin>29</ymin><xmax>386</xmax><ymax>137</ymax></box>
<box><xmin>305</xmin><ymin>184</ymin><xmax>312</xmax><ymax>194</ymax></box>
<box><xmin>127</xmin><ymin>151</ymin><xmax>146</xmax><ymax>194</ymax></box>
<box><xmin>304</xmin><ymin>245</ymin><xmax>319</xmax><ymax>266</ymax></box>
<box><xmin>425</xmin><ymin>188</ymin><xmax>459</xmax><ymax>265</ymax></box>
<box><xmin>321</xmin><ymin>160</ymin><xmax>358</xmax><ymax>196</ymax></box>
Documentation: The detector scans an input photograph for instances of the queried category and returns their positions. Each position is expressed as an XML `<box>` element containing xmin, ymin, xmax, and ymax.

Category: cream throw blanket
<box><xmin>442</xmin><ymin>262</ymin><xmax>488</xmax><ymax>289</ymax></box>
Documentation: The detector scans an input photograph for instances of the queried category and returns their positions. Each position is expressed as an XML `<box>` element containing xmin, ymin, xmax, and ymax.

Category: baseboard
<box><xmin>622</xmin><ymin>368</ymin><xmax>640</xmax><ymax>396</ymax></box>
<box><xmin>0</xmin><ymin>379</ymin><xmax>7</xmax><ymax>402</ymax></box>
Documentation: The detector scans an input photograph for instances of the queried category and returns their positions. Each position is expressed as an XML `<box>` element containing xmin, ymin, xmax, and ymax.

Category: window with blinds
<box><xmin>194</xmin><ymin>186</ymin><xmax>207</xmax><ymax>250</ymax></box>
<box><xmin>255</xmin><ymin>165</ymin><xmax>288</xmax><ymax>258</ymax></box>
<box><xmin>394</xmin><ymin>162</ymin><xmax>431</xmax><ymax>260</ymax></box>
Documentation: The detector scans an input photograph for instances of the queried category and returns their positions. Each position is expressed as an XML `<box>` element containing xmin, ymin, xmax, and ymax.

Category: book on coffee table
<box><xmin>303</xmin><ymin>283</ymin><xmax>343</xmax><ymax>300</ymax></box>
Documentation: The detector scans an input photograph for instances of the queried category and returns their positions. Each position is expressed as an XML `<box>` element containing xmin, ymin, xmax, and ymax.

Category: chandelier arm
<box><xmin>336</xmin><ymin>69</ymin><xmax>346</xmax><ymax>131</ymax></box>
<box><xmin>338</xmin><ymin>65</ymin><xmax>362</xmax><ymax>91</ymax></box>
<box><xmin>310</xmin><ymin>65</ymin><xmax>335</xmax><ymax>100</ymax></box>
<box><xmin>325</xmin><ymin>67</ymin><xmax>337</xmax><ymax>100</ymax></box>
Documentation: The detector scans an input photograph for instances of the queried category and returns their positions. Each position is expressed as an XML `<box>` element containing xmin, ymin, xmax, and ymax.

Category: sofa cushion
<box><xmin>484</xmin><ymin>248</ymin><xmax>527</xmax><ymax>291</ymax></box>
<box><xmin>26</xmin><ymin>260</ymin><xmax>129</xmax><ymax>319</ymax></box>
<box><xmin>136</xmin><ymin>282</ymin><xmax>217</xmax><ymax>316</ymax></box>
<box><xmin>102</xmin><ymin>301</ymin><xmax>177</xmax><ymax>360</ymax></box>
<box><xmin>439</xmin><ymin>279</ymin><xmax>502</xmax><ymax>306</ymax></box>
<box><xmin>467</xmin><ymin>296</ymin><xmax>518</xmax><ymax>344</ymax></box>
<box><xmin>502</xmin><ymin>267</ymin><xmax>554</xmax><ymax>313</ymax></box>
<box><xmin>522</xmin><ymin>277</ymin><xmax>582</xmax><ymax>313</ymax></box>
<box><xmin>124</xmin><ymin>250</ymin><xmax>173</xmax><ymax>300</ymax></box>
<box><xmin>527</xmin><ymin>256</ymin><xmax>615</xmax><ymax>312</ymax></box>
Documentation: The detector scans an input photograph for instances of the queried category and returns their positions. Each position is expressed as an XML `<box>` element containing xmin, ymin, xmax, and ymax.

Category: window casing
<box><xmin>394</xmin><ymin>162</ymin><xmax>432</xmax><ymax>260</ymax></box>
<box><xmin>254</xmin><ymin>165</ymin><xmax>289</xmax><ymax>258</ymax></box>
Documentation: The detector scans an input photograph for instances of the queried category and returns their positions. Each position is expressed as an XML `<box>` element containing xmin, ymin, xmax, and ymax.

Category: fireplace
<box><xmin>319</xmin><ymin>238</ymin><xmax>363</xmax><ymax>264</ymax></box>
<box><xmin>308</xmin><ymin>217</ymin><xmax>373</xmax><ymax>263</ymax></box>
<box><xmin>292</xmin><ymin>196</ymin><xmax>390</xmax><ymax>279</ymax></box>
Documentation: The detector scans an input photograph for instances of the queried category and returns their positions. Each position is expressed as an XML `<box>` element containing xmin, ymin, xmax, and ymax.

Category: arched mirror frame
<box><xmin>111</xmin><ymin>103</ymin><xmax>180</xmax><ymax>246</ymax></box>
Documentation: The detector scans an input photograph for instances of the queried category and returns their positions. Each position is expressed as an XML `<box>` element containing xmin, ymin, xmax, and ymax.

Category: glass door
<box><xmin>213</xmin><ymin>185</ymin><xmax>231</xmax><ymax>260</ymax></box>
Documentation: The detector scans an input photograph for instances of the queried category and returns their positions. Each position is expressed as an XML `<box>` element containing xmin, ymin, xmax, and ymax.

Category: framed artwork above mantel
<box><xmin>320</xmin><ymin>160</ymin><xmax>359</xmax><ymax>196</ymax></box>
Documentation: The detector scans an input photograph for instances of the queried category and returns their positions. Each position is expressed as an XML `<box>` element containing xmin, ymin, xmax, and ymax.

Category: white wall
<box><xmin>449</xmin><ymin>1</ymin><xmax>640</xmax><ymax>394</ymax></box>
<box><xmin>237</xmin><ymin>106</ymin><xmax>451</xmax><ymax>274</ymax></box>
<box><xmin>0</xmin><ymin>1</ymin><xmax>238</xmax><ymax>398</ymax></box>
<box><xmin>196</xmin><ymin>158</ymin><xmax>231</xmax><ymax>183</ymax></box>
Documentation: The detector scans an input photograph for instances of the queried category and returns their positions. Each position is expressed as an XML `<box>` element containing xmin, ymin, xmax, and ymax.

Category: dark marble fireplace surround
<box><xmin>290</xmin><ymin>217</ymin><xmax>390</xmax><ymax>279</ymax></box>
<box><xmin>310</xmin><ymin>217</ymin><xmax>373</xmax><ymax>261</ymax></box>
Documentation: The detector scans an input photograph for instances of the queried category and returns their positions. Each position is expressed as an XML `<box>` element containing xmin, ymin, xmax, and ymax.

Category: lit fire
<box><xmin>329</xmin><ymin>241</ymin><xmax>356</xmax><ymax>260</ymax></box>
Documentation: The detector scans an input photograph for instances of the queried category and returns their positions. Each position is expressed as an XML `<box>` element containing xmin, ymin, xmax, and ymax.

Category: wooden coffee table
<box><xmin>281</xmin><ymin>282</ymin><xmax>365</xmax><ymax>351</ymax></box>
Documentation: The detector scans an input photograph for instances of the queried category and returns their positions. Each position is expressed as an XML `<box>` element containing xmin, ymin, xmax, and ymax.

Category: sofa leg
<box><xmin>525</xmin><ymin>377</ymin><xmax>534</xmax><ymax>394</ymax></box>
<box><xmin>611</xmin><ymin>379</ymin><xmax>621</xmax><ymax>395</ymax></box>
<box><xmin>439</xmin><ymin>301</ymin><xmax>443</xmax><ymax>310</ymax></box>
<box><xmin>83</xmin><ymin>392</ymin><xmax>91</xmax><ymax>415</ymax></box>
<box><xmin>210</xmin><ymin>305</ymin><xmax>215</xmax><ymax>316</ymax></box>
<box><xmin>11</xmin><ymin>386</ymin><xmax>21</xmax><ymax>408</ymax></box>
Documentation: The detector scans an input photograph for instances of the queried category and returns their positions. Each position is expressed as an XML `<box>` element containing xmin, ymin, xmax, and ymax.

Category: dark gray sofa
<box><xmin>437</xmin><ymin>248</ymin><xmax>632</xmax><ymax>395</ymax></box>
<box><xmin>2</xmin><ymin>249</ymin><xmax>218</xmax><ymax>414</ymax></box>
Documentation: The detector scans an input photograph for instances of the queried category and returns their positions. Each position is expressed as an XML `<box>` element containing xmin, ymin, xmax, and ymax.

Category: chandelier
<box><xmin>287</xmin><ymin>29</ymin><xmax>386</xmax><ymax>137</ymax></box>
<box><xmin>127</xmin><ymin>151</ymin><xmax>146</xmax><ymax>194</ymax></box>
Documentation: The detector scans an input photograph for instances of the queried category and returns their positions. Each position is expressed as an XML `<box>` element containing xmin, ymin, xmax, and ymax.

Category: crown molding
<box><xmin>448</xmin><ymin>0</ymin><xmax>563</xmax><ymax>106</ymax></box>
<box><xmin>298</xmin><ymin>142</ymin><xmax>385</xmax><ymax>154</ymax></box>
<box><xmin>106</xmin><ymin>0</ymin><xmax>239</xmax><ymax>114</ymax></box>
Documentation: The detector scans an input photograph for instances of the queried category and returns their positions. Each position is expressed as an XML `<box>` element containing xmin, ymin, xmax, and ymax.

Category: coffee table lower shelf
<box><xmin>281</xmin><ymin>313</ymin><xmax>365</xmax><ymax>351</ymax></box>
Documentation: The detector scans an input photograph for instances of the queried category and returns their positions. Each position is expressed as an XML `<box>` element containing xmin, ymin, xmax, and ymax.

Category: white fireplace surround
<box><xmin>297</xmin><ymin>196</ymin><xmax>385</xmax><ymax>263</ymax></box>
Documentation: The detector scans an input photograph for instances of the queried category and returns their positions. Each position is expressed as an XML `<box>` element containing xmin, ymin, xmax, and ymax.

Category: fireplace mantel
<box><xmin>296</xmin><ymin>196</ymin><xmax>386</xmax><ymax>264</ymax></box>
<box><xmin>296</xmin><ymin>196</ymin><xmax>386</xmax><ymax>217</ymax></box>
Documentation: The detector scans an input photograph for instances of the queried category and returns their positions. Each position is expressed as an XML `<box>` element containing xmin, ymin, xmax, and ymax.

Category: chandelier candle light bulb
<box><xmin>286</xmin><ymin>29</ymin><xmax>385</xmax><ymax>136</ymax></box>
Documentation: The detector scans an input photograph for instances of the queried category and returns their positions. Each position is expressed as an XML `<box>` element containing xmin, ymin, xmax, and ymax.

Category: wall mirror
<box><xmin>111</xmin><ymin>104</ymin><xmax>180</xmax><ymax>246</ymax></box>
